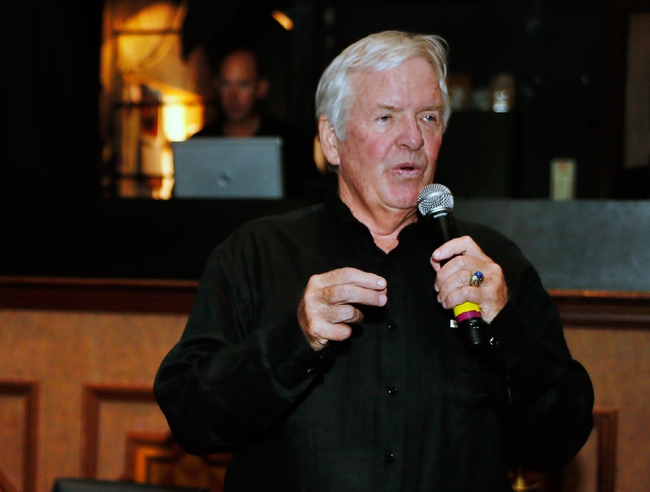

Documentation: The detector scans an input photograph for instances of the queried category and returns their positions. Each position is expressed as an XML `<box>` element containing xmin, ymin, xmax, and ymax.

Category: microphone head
<box><xmin>417</xmin><ymin>183</ymin><xmax>454</xmax><ymax>216</ymax></box>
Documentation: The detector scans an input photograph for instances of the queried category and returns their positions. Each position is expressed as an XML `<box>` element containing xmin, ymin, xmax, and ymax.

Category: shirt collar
<box><xmin>324</xmin><ymin>191</ymin><xmax>428</xmax><ymax>249</ymax></box>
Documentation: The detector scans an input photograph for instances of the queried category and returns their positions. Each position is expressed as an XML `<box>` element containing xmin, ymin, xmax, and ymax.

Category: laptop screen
<box><xmin>53</xmin><ymin>478</ymin><xmax>207</xmax><ymax>492</ymax></box>
<box><xmin>172</xmin><ymin>137</ymin><xmax>284</xmax><ymax>199</ymax></box>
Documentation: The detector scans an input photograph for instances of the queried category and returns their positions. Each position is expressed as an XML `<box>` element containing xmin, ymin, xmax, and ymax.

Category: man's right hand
<box><xmin>298</xmin><ymin>267</ymin><xmax>388</xmax><ymax>351</ymax></box>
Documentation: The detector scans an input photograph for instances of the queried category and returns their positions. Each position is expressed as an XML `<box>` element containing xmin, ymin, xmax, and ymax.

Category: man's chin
<box><xmin>390</xmin><ymin>179</ymin><xmax>426</xmax><ymax>200</ymax></box>
<box><xmin>223</xmin><ymin>109</ymin><xmax>248</xmax><ymax>123</ymax></box>
<box><xmin>225</xmin><ymin>116</ymin><xmax>247</xmax><ymax>124</ymax></box>
<box><xmin>385</xmin><ymin>189</ymin><xmax>420</xmax><ymax>211</ymax></box>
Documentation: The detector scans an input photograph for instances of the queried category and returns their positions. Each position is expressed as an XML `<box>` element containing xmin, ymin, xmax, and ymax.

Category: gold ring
<box><xmin>470</xmin><ymin>271</ymin><xmax>484</xmax><ymax>287</ymax></box>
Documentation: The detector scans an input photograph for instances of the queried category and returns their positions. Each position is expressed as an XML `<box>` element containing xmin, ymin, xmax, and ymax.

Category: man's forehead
<box><xmin>219</xmin><ymin>52</ymin><xmax>258</xmax><ymax>78</ymax></box>
<box><xmin>349</xmin><ymin>62</ymin><xmax>439</xmax><ymax>90</ymax></box>
<box><xmin>349</xmin><ymin>67</ymin><xmax>442</xmax><ymax>105</ymax></box>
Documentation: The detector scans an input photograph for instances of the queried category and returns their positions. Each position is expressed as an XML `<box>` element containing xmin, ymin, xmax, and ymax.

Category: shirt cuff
<box><xmin>266</xmin><ymin>313</ymin><xmax>333</xmax><ymax>388</ymax></box>
<box><xmin>483</xmin><ymin>297</ymin><xmax>535</xmax><ymax>369</ymax></box>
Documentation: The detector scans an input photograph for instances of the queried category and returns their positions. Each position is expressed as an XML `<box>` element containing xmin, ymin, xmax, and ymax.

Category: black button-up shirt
<box><xmin>154</xmin><ymin>194</ymin><xmax>593</xmax><ymax>491</ymax></box>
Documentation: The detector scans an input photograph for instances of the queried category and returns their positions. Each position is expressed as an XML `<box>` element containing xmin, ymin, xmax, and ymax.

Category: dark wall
<box><xmin>0</xmin><ymin>0</ymin><xmax>618</xmax><ymax>205</ymax></box>
<box><xmin>0</xmin><ymin>0</ymin><xmax>638</xmax><ymax>280</ymax></box>
<box><xmin>321</xmin><ymin>0</ymin><xmax>602</xmax><ymax>199</ymax></box>
<box><xmin>1</xmin><ymin>1</ymin><xmax>103</xmax><ymax>205</ymax></box>
<box><xmin>1</xmin><ymin>1</ymin><xmax>104</xmax><ymax>279</ymax></box>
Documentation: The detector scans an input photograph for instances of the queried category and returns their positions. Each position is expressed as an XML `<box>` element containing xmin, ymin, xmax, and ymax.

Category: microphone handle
<box><xmin>425</xmin><ymin>210</ymin><xmax>486</xmax><ymax>347</ymax></box>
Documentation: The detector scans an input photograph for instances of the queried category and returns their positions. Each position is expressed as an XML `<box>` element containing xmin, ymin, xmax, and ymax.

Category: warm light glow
<box><xmin>162</xmin><ymin>101</ymin><xmax>187</xmax><ymax>142</ymax></box>
<box><xmin>117</xmin><ymin>2</ymin><xmax>184</xmax><ymax>73</ymax></box>
<box><xmin>156</xmin><ymin>147</ymin><xmax>175</xmax><ymax>200</ymax></box>
<box><xmin>313</xmin><ymin>136</ymin><xmax>327</xmax><ymax>174</ymax></box>
<box><xmin>272</xmin><ymin>10</ymin><xmax>294</xmax><ymax>30</ymax></box>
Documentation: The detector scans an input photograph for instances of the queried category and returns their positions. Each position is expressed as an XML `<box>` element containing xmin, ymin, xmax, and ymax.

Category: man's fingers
<box><xmin>321</xmin><ymin>282</ymin><xmax>387</xmax><ymax>307</ymax></box>
<box><xmin>301</xmin><ymin>304</ymin><xmax>360</xmax><ymax>351</ymax></box>
<box><xmin>327</xmin><ymin>303</ymin><xmax>365</xmax><ymax>324</ymax></box>
<box><xmin>315</xmin><ymin>267</ymin><xmax>387</xmax><ymax>292</ymax></box>
<box><xmin>299</xmin><ymin>267</ymin><xmax>387</xmax><ymax>351</ymax></box>
<box><xmin>431</xmin><ymin>250</ymin><xmax>509</xmax><ymax>324</ymax></box>
<box><xmin>431</xmin><ymin>236</ymin><xmax>489</xmax><ymax>268</ymax></box>
<box><xmin>307</xmin><ymin>267</ymin><xmax>387</xmax><ymax>307</ymax></box>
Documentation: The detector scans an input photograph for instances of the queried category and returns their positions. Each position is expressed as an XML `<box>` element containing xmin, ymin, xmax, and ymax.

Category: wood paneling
<box><xmin>593</xmin><ymin>409</ymin><xmax>618</xmax><ymax>492</ymax></box>
<box><xmin>0</xmin><ymin>277</ymin><xmax>198</xmax><ymax>314</ymax></box>
<box><xmin>553</xmin><ymin>290</ymin><xmax>650</xmax><ymax>330</ymax></box>
<box><xmin>81</xmin><ymin>384</ymin><xmax>157</xmax><ymax>479</ymax></box>
<box><xmin>2</xmin><ymin>276</ymin><xmax>650</xmax><ymax>329</ymax></box>
<box><xmin>121</xmin><ymin>431</ymin><xmax>231</xmax><ymax>491</ymax></box>
<box><xmin>1</xmin><ymin>277</ymin><xmax>648</xmax><ymax>491</ymax></box>
<box><xmin>0</xmin><ymin>381</ymin><xmax>39</xmax><ymax>492</ymax></box>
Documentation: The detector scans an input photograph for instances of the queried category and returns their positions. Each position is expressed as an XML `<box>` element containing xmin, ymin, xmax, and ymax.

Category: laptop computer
<box><xmin>172</xmin><ymin>137</ymin><xmax>284</xmax><ymax>199</ymax></box>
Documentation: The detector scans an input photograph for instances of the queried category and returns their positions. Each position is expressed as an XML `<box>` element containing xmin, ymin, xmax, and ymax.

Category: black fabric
<box><xmin>192</xmin><ymin>112</ymin><xmax>329</xmax><ymax>200</ymax></box>
<box><xmin>154</xmin><ymin>193</ymin><xmax>594</xmax><ymax>491</ymax></box>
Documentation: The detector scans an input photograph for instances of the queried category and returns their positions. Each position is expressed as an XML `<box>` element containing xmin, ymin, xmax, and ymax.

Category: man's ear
<box><xmin>318</xmin><ymin>116</ymin><xmax>341</xmax><ymax>167</ymax></box>
<box><xmin>256</xmin><ymin>78</ymin><xmax>270</xmax><ymax>100</ymax></box>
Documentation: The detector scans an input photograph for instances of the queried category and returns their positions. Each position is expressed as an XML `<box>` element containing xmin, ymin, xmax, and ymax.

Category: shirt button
<box><xmin>385</xmin><ymin>453</ymin><xmax>395</xmax><ymax>463</ymax></box>
<box><xmin>489</xmin><ymin>337</ymin><xmax>499</xmax><ymax>346</ymax></box>
<box><xmin>387</xmin><ymin>386</ymin><xmax>398</xmax><ymax>395</ymax></box>
<box><xmin>307</xmin><ymin>367</ymin><xmax>316</xmax><ymax>375</ymax></box>
<box><xmin>387</xmin><ymin>320</ymin><xmax>397</xmax><ymax>330</ymax></box>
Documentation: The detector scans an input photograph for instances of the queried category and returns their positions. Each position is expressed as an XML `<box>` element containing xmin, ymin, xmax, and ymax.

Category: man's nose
<box><xmin>397</xmin><ymin>117</ymin><xmax>424</xmax><ymax>150</ymax></box>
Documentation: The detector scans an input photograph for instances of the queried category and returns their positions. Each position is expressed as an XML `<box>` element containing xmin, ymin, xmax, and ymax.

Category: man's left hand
<box><xmin>430</xmin><ymin>236</ymin><xmax>508</xmax><ymax>323</ymax></box>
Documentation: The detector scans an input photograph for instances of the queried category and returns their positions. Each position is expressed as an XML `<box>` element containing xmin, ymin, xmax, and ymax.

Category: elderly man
<box><xmin>155</xmin><ymin>31</ymin><xmax>593</xmax><ymax>491</ymax></box>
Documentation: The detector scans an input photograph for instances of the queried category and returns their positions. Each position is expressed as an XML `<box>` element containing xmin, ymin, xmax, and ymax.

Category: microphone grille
<box><xmin>417</xmin><ymin>183</ymin><xmax>454</xmax><ymax>215</ymax></box>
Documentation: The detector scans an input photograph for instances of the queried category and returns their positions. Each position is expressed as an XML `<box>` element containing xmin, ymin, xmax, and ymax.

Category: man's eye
<box><xmin>423</xmin><ymin>114</ymin><xmax>439</xmax><ymax>123</ymax></box>
<box><xmin>378</xmin><ymin>115</ymin><xmax>391</xmax><ymax>122</ymax></box>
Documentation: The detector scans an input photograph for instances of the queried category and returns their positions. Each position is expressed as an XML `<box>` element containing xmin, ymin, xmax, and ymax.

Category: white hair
<box><xmin>315</xmin><ymin>31</ymin><xmax>451</xmax><ymax>139</ymax></box>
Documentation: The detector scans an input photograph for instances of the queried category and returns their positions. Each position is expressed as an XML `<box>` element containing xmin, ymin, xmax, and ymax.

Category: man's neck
<box><xmin>223</xmin><ymin>113</ymin><xmax>261</xmax><ymax>137</ymax></box>
<box><xmin>339</xmin><ymin>191</ymin><xmax>417</xmax><ymax>253</ymax></box>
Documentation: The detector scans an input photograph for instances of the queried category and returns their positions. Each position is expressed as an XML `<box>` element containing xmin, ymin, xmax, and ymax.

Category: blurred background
<box><xmin>2</xmin><ymin>0</ymin><xmax>649</xmax><ymax>205</ymax></box>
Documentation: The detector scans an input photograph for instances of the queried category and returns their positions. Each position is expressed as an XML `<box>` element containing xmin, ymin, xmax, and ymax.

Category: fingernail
<box><xmin>379</xmin><ymin>294</ymin><xmax>387</xmax><ymax>305</ymax></box>
<box><xmin>378</xmin><ymin>278</ymin><xmax>387</xmax><ymax>287</ymax></box>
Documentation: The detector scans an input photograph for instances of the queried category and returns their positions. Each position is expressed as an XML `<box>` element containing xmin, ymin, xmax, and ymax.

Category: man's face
<box><xmin>323</xmin><ymin>57</ymin><xmax>445</xmax><ymax>218</ymax></box>
<box><xmin>217</xmin><ymin>50</ymin><xmax>265</xmax><ymax>124</ymax></box>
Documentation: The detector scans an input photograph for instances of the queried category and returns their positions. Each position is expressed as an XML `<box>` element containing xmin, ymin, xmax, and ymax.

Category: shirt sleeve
<box><xmin>474</xmin><ymin>228</ymin><xmax>595</xmax><ymax>471</ymax></box>
<box><xmin>153</xmin><ymin>235</ymin><xmax>328</xmax><ymax>455</ymax></box>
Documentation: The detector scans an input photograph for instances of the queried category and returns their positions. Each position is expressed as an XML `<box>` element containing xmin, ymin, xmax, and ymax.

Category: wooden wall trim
<box><xmin>593</xmin><ymin>408</ymin><xmax>618</xmax><ymax>492</ymax></box>
<box><xmin>0</xmin><ymin>277</ymin><xmax>198</xmax><ymax>314</ymax></box>
<box><xmin>0</xmin><ymin>469</ymin><xmax>18</xmax><ymax>492</ymax></box>
<box><xmin>552</xmin><ymin>289</ymin><xmax>650</xmax><ymax>329</ymax></box>
<box><xmin>81</xmin><ymin>384</ymin><xmax>155</xmax><ymax>478</ymax></box>
<box><xmin>2</xmin><ymin>277</ymin><xmax>650</xmax><ymax>329</ymax></box>
<box><xmin>120</xmin><ymin>430</ymin><xmax>232</xmax><ymax>490</ymax></box>
<box><xmin>0</xmin><ymin>380</ymin><xmax>39</xmax><ymax>492</ymax></box>
<box><xmin>120</xmin><ymin>430</ymin><xmax>172</xmax><ymax>482</ymax></box>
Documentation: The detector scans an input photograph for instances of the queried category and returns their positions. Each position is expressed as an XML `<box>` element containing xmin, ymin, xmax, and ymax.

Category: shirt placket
<box><xmin>377</xmin><ymin>249</ymin><xmax>407</xmax><ymax>490</ymax></box>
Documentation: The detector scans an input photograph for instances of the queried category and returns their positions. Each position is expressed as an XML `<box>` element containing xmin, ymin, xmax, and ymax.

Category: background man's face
<box><xmin>217</xmin><ymin>50</ymin><xmax>264</xmax><ymax>124</ymax></box>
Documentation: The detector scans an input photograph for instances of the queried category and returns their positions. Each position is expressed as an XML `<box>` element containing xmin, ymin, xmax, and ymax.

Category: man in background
<box><xmin>193</xmin><ymin>46</ymin><xmax>326</xmax><ymax>199</ymax></box>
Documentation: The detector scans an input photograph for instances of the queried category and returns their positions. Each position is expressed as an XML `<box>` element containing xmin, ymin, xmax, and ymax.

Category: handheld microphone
<box><xmin>417</xmin><ymin>183</ymin><xmax>486</xmax><ymax>347</ymax></box>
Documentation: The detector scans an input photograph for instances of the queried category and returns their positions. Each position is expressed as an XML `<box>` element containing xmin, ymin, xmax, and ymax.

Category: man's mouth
<box><xmin>393</xmin><ymin>163</ymin><xmax>422</xmax><ymax>174</ymax></box>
